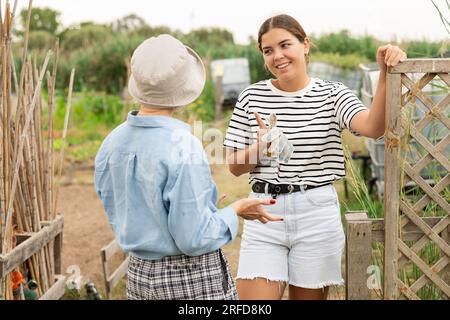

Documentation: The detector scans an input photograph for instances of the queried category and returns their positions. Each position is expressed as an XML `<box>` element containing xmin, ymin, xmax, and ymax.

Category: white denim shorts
<box><xmin>237</xmin><ymin>184</ymin><xmax>346</xmax><ymax>289</ymax></box>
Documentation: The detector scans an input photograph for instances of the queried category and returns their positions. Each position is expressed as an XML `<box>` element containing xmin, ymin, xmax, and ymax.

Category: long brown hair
<box><xmin>258</xmin><ymin>14</ymin><xmax>310</xmax><ymax>64</ymax></box>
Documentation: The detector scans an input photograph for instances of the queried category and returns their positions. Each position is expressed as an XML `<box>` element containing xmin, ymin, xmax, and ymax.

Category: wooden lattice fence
<box><xmin>384</xmin><ymin>59</ymin><xmax>450</xmax><ymax>300</ymax></box>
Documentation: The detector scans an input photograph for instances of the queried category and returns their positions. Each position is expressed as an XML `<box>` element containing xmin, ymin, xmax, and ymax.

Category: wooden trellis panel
<box><xmin>384</xmin><ymin>59</ymin><xmax>450</xmax><ymax>300</ymax></box>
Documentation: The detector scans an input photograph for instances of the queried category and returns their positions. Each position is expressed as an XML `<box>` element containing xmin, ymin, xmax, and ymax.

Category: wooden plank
<box><xmin>409</xmin><ymin>255</ymin><xmax>450</xmax><ymax>295</ymax></box>
<box><xmin>399</xmin><ymin>214</ymin><xmax>450</xmax><ymax>268</ymax></box>
<box><xmin>101</xmin><ymin>239</ymin><xmax>122</xmax><ymax>261</ymax></box>
<box><xmin>409</xmin><ymin>130</ymin><xmax>450</xmax><ymax>174</ymax></box>
<box><xmin>53</xmin><ymin>232</ymin><xmax>63</xmax><ymax>275</ymax></box>
<box><xmin>396</xmin><ymin>278</ymin><xmax>421</xmax><ymax>300</ymax></box>
<box><xmin>107</xmin><ymin>256</ymin><xmax>129</xmax><ymax>296</ymax></box>
<box><xmin>404</xmin><ymin>162</ymin><xmax>450</xmax><ymax>212</ymax></box>
<box><xmin>400</xmin><ymin>202</ymin><xmax>450</xmax><ymax>258</ymax></box>
<box><xmin>371</xmin><ymin>217</ymin><xmax>450</xmax><ymax>242</ymax></box>
<box><xmin>390</xmin><ymin>59</ymin><xmax>450</xmax><ymax>73</ymax></box>
<box><xmin>442</xmin><ymin>224</ymin><xmax>450</xmax><ymax>292</ymax></box>
<box><xmin>402</xmin><ymin>73</ymin><xmax>436</xmax><ymax>106</ymax></box>
<box><xmin>401</xmin><ymin>74</ymin><xmax>435</xmax><ymax>112</ymax></box>
<box><xmin>39</xmin><ymin>275</ymin><xmax>66</xmax><ymax>300</ymax></box>
<box><xmin>412</xmin><ymin>175</ymin><xmax>450</xmax><ymax>214</ymax></box>
<box><xmin>345</xmin><ymin>212</ymin><xmax>372</xmax><ymax>300</ymax></box>
<box><xmin>345</xmin><ymin>211</ymin><xmax>370</xmax><ymax>221</ymax></box>
<box><xmin>0</xmin><ymin>215</ymin><xmax>63</xmax><ymax>278</ymax></box>
<box><xmin>101</xmin><ymin>247</ymin><xmax>111</xmax><ymax>299</ymax></box>
<box><xmin>411</xmin><ymin>90</ymin><xmax>450</xmax><ymax>133</ymax></box>
<box><xmin>398</xmin><ymin>240</ymin><xmax>450</xmax><ymax>297</ymax></box>
<box><xmin>384</xmin><ymin>72</ymin><xmax>402</xmax><ymax>300</ymax></box>
<box><xmin>438</xmin><ymin>73</ymin><xmax>450</xmax><ymax>87</ymax></box>
<box><xmin>431</xmin><ymin>93</ymin><xmax>450</xmax><ymax>130</ymax></box>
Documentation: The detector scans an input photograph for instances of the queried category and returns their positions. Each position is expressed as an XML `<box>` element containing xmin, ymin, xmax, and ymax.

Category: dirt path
<box><xmin>57</xmin><ymin>183</ymin><xmax>115</xmax><ymax>294</ymax></box>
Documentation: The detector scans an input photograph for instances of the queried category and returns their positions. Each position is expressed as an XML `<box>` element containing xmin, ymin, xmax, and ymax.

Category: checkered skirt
<box><xmin>127</xmin><ymin>250</ymin><xmax>238</xmax><ymax>300</ymax></box>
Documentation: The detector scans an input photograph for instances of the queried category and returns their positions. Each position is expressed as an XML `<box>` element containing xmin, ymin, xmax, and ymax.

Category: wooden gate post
<box><xmin>345</xmin><ymin>211</ymin><xmax>373</xmax><ymax>300</ymax></box>
<box><xmin>383</xmin><ymin>70</ymin><xmax>402</xmax><ymax>300</ymax></box>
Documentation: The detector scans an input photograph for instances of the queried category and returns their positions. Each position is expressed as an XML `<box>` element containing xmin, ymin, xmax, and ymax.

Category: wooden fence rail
<box><xmin>0</xmin><ymin>215</ymin><xmax>65</xmax><ymax>300</ymax></box>
<box><xmin>345</xmin><ymin>211</ymin><xmax>450</xmax><ymax>299</ymax></box>
<box><xmin>101</xmin><ymin>239</ymin><xmax>128</xmax><ymax>300</ymax></box>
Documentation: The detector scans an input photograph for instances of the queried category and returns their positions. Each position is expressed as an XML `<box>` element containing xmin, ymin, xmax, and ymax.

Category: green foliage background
<box><xmin>13</xmin><ymin>7</ymin><xmax>448</xmax><ymax>162</ymax></box>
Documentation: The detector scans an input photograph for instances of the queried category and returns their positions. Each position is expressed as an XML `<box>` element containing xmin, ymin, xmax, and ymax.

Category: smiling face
<box><xmin>260</xmin><ymin>27</ymin><xmax>310</xmax><ymax>83</ymax></box>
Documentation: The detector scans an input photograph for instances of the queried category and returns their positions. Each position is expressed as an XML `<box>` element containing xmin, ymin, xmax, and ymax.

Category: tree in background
<box><xmin>13</xmin><ymin>7</ymin><xmax>60</xmax><ymax>51</ymax></box>
<box><xmin>184</xmin><ymin>27</ymin><xmax>235</xmax><ymax>49</ymax></box>
<box><xmin>15</xmin><ymin>7</ymin><xmax>445</xmax><ymax>94</ymax></box>
<box><xmin>59</xmin><ymin>22</ymin><xmax>114</xmax><ymax>51</ymax></box>
<box><xmin>19</xmin><ymin>7</ymin><xmax>61</xmax><ymax>35</ymax></box>
<box><xmin>111</xmin><ymin>14</ymin><xmax>148</xmax><ymax>33</ymax></box>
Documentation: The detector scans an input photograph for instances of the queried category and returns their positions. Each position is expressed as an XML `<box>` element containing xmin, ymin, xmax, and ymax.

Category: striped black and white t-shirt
<box><xmin>223</xmin><ymin>78</ymin><xmax>368</xmax><ymax>187</ymax></box>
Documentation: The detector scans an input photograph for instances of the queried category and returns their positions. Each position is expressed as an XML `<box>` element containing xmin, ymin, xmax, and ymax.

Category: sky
<box><xmin>11</xmin><ymin>0</ymin><xmax>450</xmax><ymax>44</ymax></box>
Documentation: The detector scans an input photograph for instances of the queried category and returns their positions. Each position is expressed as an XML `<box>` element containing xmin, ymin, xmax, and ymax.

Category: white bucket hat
<box><xmin>128</xmin><ymin>34</ymin><xmax>206</xmax><ymax>108</ymax></box>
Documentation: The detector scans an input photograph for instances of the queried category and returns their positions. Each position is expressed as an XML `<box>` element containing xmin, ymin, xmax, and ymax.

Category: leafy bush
<box><xmin>311</xmin><ymin>52</ymin><xmax>370</xmax><ymax>70</ymax></box>
<box><xmin>27</xmin><ymin>30</ymin><xmax>57</xmax><ymax>51</ymax></box>
<box><xmin>59</xmin><ymin>23</ymin><xmax>114</xmax><ymax>51</ymax></box>
<box><xmin>405</xmin><ymin>40</ymin><xmax>443</xmax><ymax>58</ymax></box>
<box><xmin>183</xmin><ymin>79</ymin><xmax>216</xmax><ymax>122</ymax></box>
<box><xmin>61</xmin><ymin>35</ymin><xmax>142</xmax><ymax>93</ymax></box>
<box><xmin>55</xmin><ymin>92</ymin><xmax>129</xmax><ymax>129</ymax></box>
<box><xmin>312</xmin><ymin>30</ymin><xmax>379</xmax><ymax>61</ymax></box>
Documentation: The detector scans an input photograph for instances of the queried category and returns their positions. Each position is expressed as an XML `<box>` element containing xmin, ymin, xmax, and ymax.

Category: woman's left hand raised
<box><xmin>376</xmin><ymin>44</ymin><xmax>407</xmax><ymax>71</ymax></box>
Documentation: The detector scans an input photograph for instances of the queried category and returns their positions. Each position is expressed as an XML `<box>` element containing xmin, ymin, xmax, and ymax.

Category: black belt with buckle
<box><xmin>252</xmin><ymin>182</ymin><xmax>331</xmax><ymax>198</ymax></box>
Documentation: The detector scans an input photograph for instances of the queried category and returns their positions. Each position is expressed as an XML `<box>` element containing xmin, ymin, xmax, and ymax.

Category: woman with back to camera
<box><xmin>224</xmin><ymin>14</ymin><xmax>407</xmax><ymax>300</ymax></box>
<box><xmin>95</xmin><ymin>34</ymin><xmax>283</xmax><ymax>300</ymax></box>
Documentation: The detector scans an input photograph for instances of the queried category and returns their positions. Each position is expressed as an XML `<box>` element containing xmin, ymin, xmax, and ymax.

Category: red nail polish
<box><xmin>270</xmin><ymin>199</ymin><xmax>276</xmax><ymax>204</ymax></box>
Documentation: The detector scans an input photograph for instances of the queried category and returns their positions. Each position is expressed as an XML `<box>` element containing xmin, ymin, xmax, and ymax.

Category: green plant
<box><xmin>311</xmin><ymin>52</ymin><xmax>370</xmax><ymax>70</ymax></box>
<box><xmin>184</xmin><ymin>80</ymin><xmax>216</xmax><ymax>122</ymax></box>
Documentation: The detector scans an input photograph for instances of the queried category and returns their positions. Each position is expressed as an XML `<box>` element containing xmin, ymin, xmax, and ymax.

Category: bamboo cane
<box><xmin>34</xmin><ymin>81</ymin><xmax>45</xmax><ymax>221</ymax></box>
<box><xmin>3</xmin><ymin>3</ymin><xmax>12</xmax><ymax>297</ymax></box>
<box><xmin>24</xmin><ymin>61</ymin><xmax>51</xmax><ymax>294</ymax></box>
<box><xmin>46</xmin><ymin>44</ymin><xmax>59</xmax><ymax>282</ymax></box>
<box><xmin>2</xmin><ymin>51</ymin><xmax>51</xmax><ymax>253</ymax></box>
<box><xmin>30</xmin><ymin>57</ymin><xmax>49</xmax><ymax>221</ymax></box>
<box><xmin>14</xmin><ymin>0</ymin><xmax>32</xmax><ymax>124</ymax></box>
<box><xmin>0</xmin><ymin>0</ymin><xmax>4</xmax><ymax>298</ymax></box>
<box><xmin>12</xmin><ymin>2</ymin><xmax>32</xmax><ymax>186</ymax></box>
<box><xmin>26</xmin><ymin>115</ymin><xmax>40</xmax><ymax>233</ymax></box>
<box><xmin>53</xmin><ymin>69</ymin><xmax>75</xmax><ymax>219</ymax></box>
<box><xmin>47</xmin><ymin>40</ymin><xmax>58</xmax><ymax>220</ymax></box>
<box><xmin>29</xmin><ymin>57</ymin><xmax>45</xmax><ymax>224</ymax></box>
<box><xmin>21</xmin><ymin>60</ymin><xmax>36</xmax><ymax>231</ymax></box>
<box><xmin>1</xmin><ymin>7</ymin><xmax>11</xmax><ymax>254</ymax></box>
<box><xmin>45</xmin><ymin>72</ymin><xmax>53</xmax><ymax>222</ymax></box>
<box><xmin>1</xmin><ymin>0</ymin><xmax>70</xmax><ymax>299</ymax></box>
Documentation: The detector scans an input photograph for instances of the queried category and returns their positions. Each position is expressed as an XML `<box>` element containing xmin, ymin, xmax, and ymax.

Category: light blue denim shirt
<box><xmin>94</xmin><ymin>111</ymin><xmax>239</xmax><ymax>260</ymax></box>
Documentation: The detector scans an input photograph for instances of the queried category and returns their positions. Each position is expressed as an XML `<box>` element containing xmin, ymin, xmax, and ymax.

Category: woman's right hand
<box><xmin>230</xmin><ymin>198</ymin><xmax>283</xmax><ymax>224</ymax></box>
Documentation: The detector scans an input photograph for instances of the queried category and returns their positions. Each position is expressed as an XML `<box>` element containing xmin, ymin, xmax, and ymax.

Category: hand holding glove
<box><xmin>255</xmin><ymin>112</ymin><xmax>294</xmax><ymax>164</ymax></box>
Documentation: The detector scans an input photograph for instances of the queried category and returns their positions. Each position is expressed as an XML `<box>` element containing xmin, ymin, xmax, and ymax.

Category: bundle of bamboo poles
<box><xmin>0</xmin><ymin>0</ymin><xmax>74</xmax><ymax>300</ymax></box>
